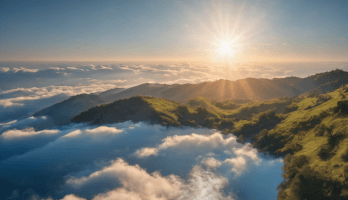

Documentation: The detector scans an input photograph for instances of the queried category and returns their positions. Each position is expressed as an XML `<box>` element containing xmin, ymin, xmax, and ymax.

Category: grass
<box><xmin>71</xmin><ymin>84</ymin><xmax>348</xmax><ymax>199</ymax></box>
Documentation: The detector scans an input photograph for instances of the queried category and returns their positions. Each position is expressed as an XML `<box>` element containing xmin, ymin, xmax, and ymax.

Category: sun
<box><xmin>219</xmin><ymin>41</ymin><xmax>235</xmax><ymax>56</ymax></box>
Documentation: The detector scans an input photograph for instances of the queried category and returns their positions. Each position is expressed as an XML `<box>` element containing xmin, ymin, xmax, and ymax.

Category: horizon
<box><xmin>1</xmin><ymin>1</ymin><xmax>348</xmax><ymax>200</ymax></box>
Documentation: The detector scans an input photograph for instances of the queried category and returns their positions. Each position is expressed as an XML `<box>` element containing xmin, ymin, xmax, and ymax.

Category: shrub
<box><xmin>214</xmin><ymin>101</ymin><xmax>240</xmax><ymax>110</ymax></box>
<box><xmin>220</xmin><ymin>118</ymin><xmax>234</xmax><ymax>129</ymax></box>
<box><xmin>318</xmin><ymin>144</ymin><xmax>333</xmax><ymax>160</ymax></box>
<box><xmin>341</xmin><ymin>148</ymin><xmax>348</xmax><ymax>162</ymax></box>
<box><xmin>282</xmin><ymin>105</ymin><xmax>299</xmax><ymax>114</ymax></box>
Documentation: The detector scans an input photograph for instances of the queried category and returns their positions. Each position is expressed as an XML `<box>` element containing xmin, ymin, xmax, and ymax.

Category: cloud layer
<box><xmin>0</xmin><ymin>122</ymin><xmax>283</xmax><ymax>200</ymax></box>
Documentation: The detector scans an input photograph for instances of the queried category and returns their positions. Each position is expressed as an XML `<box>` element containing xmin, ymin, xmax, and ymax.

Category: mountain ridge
<box><xmin>33</xmin><ymin>69</ymin><xmax>348</xmax><ymax>126</ymax></box>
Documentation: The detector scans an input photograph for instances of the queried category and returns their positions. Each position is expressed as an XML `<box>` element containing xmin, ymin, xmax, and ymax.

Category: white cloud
<box><xmin>63</xmin><ymin>126</ymin><xmax>123</xmax><ymax>138</ymax></box>
<box><xmin>61</xmin><ymin>194</ymin><xmax>87</xmax><ymax>200</ymax></box>
<box><xmin>1</xmin><ymin>67</ymin><xmax>10</xmax><ymax>72</ymax></box>
<box><xmin>136</xmin><ymin>133</ymin><xmax>238</xmax><ymax>157</ymax></box>
<box><xmin>134</xmin><ymin>147</ymin><xmax>158</xmax><ymax>158</ymax></box>
<box><xmin>67</xmin><ymin>158</ymin><xmax>182</xmax><ymax>200</ymax></box>
<box><xmin>135</xmin><ymin>132</ymin><xmax>260</xmax><ymax>174</ymax></box>
<box><xmin>66</xmin><ymin>158</ymin><xmax>234</xmax><ymax>200</ymax></box>
<box><xmin>201</xmin><ymin>157</ymin><xmax>222</xmax><ymax>169</ymax></box>
<box><xmin>1</xmin><ymin>128</ymin><xmax>59</xmax><ymax>140</ymax></box>
<box><xmin>224</xmin><ymin>156</ymin><xmax>247</xmax><ymax>174</ymax></box>
<box><xmin>12</xmin><ymin>67</ymin><xmax>39</xmax><ymax>73</ymax></box>
<box><xmin>0</xmin><ymin>84</ymin><xmax>117</xmax><ymax>108</ymax></box>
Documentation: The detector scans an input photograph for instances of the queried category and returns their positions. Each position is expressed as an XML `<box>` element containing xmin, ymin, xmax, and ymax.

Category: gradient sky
<box><xmin>1</xmin><ymin>0</ymin><xmax>347</xmax><ymax>62</ymax></box>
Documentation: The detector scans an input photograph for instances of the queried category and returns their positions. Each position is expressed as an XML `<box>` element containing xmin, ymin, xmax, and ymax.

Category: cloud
<box><xmin>0</xmin><ymin>84</ymin><xmax>117</xmax><ymax>123</ymax></box>
<box><xmin>134</xmin><ymin>147</ymin><xmax>159</xmax><ymax>158</ymax></box>
<box><xmin>1</xmin><ymin>127</ymin><xmax>59</xmax><ymax>140</ymax></box>
<box><xmin>201</xmin><ymin>157</ymin><xmax>222</xmax><ymax>169</ymax></box>
<box><xmin>63</xmin><ymin>126</ymin><xmax>123</xmax><ymax>138</ymax></box>
<box><xmin>135</xmin><ymin>132</ymin><xmax>260</xmax><ymax>174</ymax></box>
<box><xmin>66</xmin><ymin>159</ymin><xmax>234</xmax><ymax>200</ymax></box>
<box><xmin>0</xmin><ymin>122</ymin><xmax>283</xmax><ymax>200</ymax></box>
<box><xmin>136</xmin><ymin>132</ymin><xmax>238</xmax><ymax>157</ymax></box>
<box><xmin>67</xmin><ymin>158</ymin><xmax>182</xmax><ymax>200</ymax></box>
<box><xmin>61</xmin><ymin>194</ymin><xmax>87</xmax><ymax>200</ymax></box>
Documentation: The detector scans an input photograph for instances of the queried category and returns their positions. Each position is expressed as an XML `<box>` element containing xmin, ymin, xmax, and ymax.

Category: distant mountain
<box><xmin>33</xmin><ymin>94</ymin><xmax>104</xmax><ymax>125</ymax></box>
<box><xmin>97</xmin><ymin>87</ymin><xmax>125</xmax><ymax>99</ymax></box>
<box><xmin>34</xmin><ymin>69</ymin><xmax>348</xmax><ymax>126</ymax></box>
<box><xmin>102</xmin><ymin>83</ymin><xmax>176</xmax><ymax>103</ymax></box>
<box><xmin>101</xmin><ymin>69</ymin><xmax>348</xmax><ymax>103</ymax></box>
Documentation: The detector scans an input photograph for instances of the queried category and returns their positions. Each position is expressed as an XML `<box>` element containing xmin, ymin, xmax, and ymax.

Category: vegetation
<box><xmin>70</xmin><ymin>82</ymin><xmax>348</xmax><ymax>200</ymax></box>
<box><xmin>253</xmin><ymin>85</ymin><xmax>348</xmax><ymax>199</ymax></box>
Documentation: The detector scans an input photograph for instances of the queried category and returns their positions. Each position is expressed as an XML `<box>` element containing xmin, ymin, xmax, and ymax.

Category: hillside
<box><xmin>70</xmin><ymin>84</ymin><xmax>348</xmax><ymax>200</ymax></box>
<box><xmin>97</xmin><ymin>87</ymin><xmax>125</xmax><ymax>98</ymax></box>
<box><xmin>102</xmin><ymin>83</ymin><xmax>175</xmax><ymax>103</ymax></box>
<box><xmin>71</xmin><ymin>96</ymin><xmax>220</xmax><ymax>127</ymax></box>
<box><xmin>251</xmin><ymin>85</ymin><xmax>348</xmax><ymax>200</ymax></box>
<box><xmin>33</xmin><ymin>69</ymin><xmax>348</xmax><ymax>127</ymax></box>
<box><xmin>33</xmin><ymin>94</ymin><xmax>105</xmax><ymax>125</ymax></box>
<box><xmin>101</xmin><ymin>69</ymin><xmax>348</xmax><ymax>103</ymax></box>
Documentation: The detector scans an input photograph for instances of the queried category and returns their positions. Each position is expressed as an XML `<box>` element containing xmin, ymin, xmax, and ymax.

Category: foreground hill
<box><xmin>252</xmin><ymin>86</ymin><xmax>348</xmax><ymax>200</ymax></box>
<box><xmin>33</xmin><ymin>94</ymin><xmax>104</xmax><ymax>125</ymax></box>
<box><xmin>71</xmin><ymin>84</ymin><xmax>348</xmax><ymax>200</ymax></box>
<box><xmin>71</xmin><ymin>95</ymin><xmax>291</xmax><ymax>129</ymax></box>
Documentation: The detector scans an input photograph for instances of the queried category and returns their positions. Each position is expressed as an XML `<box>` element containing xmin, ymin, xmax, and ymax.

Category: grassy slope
<box><xmin>71</xmin><ymin>85</ymin><xmax>348</xmax><ymax>199</ymax></box>
<box><xmin>253</xmin><ymin>86</ymin><xmax>348</xmax><ymax>199</ymax></box>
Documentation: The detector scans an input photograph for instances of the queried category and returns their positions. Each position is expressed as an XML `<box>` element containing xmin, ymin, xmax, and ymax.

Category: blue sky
<box><xmin>1</xmin><ymin>0</ymin><xmax>347</xmax><ymax>62</ymax></box>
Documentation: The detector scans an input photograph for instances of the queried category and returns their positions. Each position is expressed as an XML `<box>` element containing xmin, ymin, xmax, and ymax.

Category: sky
<box><xmin>1</xmin><ymin>0</ymin><xmax>348</xmax><ymax>62</ymax></box>
<box><xmin>1</xmin><ymin>1</ymin><xmax>348</xmax><ymax>199</ymax></box>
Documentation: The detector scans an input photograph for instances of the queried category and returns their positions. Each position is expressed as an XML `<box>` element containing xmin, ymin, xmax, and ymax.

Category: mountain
<box><xmin>33</xmin><ymin>94</ymin><xmax>104</xmax><ymax>125</ymax></box>
<box><xmin>97</xmin><ymin>87</ymin><xmax>125</xmax><ymax>99</ymax></box>
<box><xmin>71</xmin><ymin>84</ymin><xmax>348</xmax><ymax>200</ymax></box>
<box><xmin>102</xmin><ymin>83</ymin><xmax>176</xmax><ymax>103</ymax></box>
<box><xmin>252</xmin><ymin>85</ymin><xmax>348</xmax><ymax>200</ymax></box>
<box><xmin>101</xmin><ymin>69</ymin><xmax>348</xmax><ymax>103</ymax></box>
<box><xmin>71</xmin><ymin>95</ymin><xmax>291</xmax><ymax>132</ymax></box>
<box><xmin>34</xmin><ymin>69</ymin><xmax>348</xmax><ymax>127</ymax></box>
<box><xmin>71</xmin><ymin>96</ymin><xmax>219</xmax><ymax>127</ymax></box>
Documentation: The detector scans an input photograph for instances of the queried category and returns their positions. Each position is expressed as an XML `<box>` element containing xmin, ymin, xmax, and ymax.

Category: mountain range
<box><xmin>28</xmin><ymin>69</ymin><xmax>348</xmax><ymax>199</ymax></box>
<box><xmin>33</xmin><ymin>69</ymin><xmax>348</xmax><ymax>125</ymax></box>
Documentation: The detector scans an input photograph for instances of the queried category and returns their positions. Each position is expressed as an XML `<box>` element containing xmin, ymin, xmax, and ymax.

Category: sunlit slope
<box><xmin>102</xmin><ymin>69</ymin><xmax>348</xmax><ymax>103</ymax></box>
<box><xmin>161</xmin><ymin>78</ymin><xmax>302</xmax><ymax>102</ymax></box>
<box><xmin>71</xmin><ymin>95</ymin><xmax>222</xmax><ymax>126</ymax></box>
<box><xmin>252</xmin><ymin>85</ymin><xmax>348</xmax><ymax>200</ymax></box>
<box><xmin>69</xmin><ymin>83</ymin><xmax>348</xmax><ymax>200</ymax></box>
<box><xmin>71</xmin><ymin>95</ymin><xmax>291</xmax><ymax>135</ymax></box>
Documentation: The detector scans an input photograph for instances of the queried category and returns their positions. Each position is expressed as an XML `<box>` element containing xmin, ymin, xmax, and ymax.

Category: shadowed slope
<box><xmin>33</xmin><ymin>94</ymin><xmax>104</xmax><ymax>125</ymax></box>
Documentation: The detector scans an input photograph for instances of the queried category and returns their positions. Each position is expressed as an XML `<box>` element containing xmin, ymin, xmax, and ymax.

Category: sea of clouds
<box><xmin>0</xmin><ymin>121</ymin><xmax>283</xmax><ymax>200</ymax></box>
<box><xmin>1</xmin><ymin>61</ymin><xmax>346</xmax><ymax>199</ymax></box>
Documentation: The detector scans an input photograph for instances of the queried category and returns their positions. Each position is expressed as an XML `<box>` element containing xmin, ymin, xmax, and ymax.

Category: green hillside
<box><xmin>253</xmin><ymin>86</ymin><xmax>348</xmax><ymax>200</ymax></box>
<box><xmin>71</xmin><ymin>84</ymin><xmax>348</xmax><ymax>200</ymax></box>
